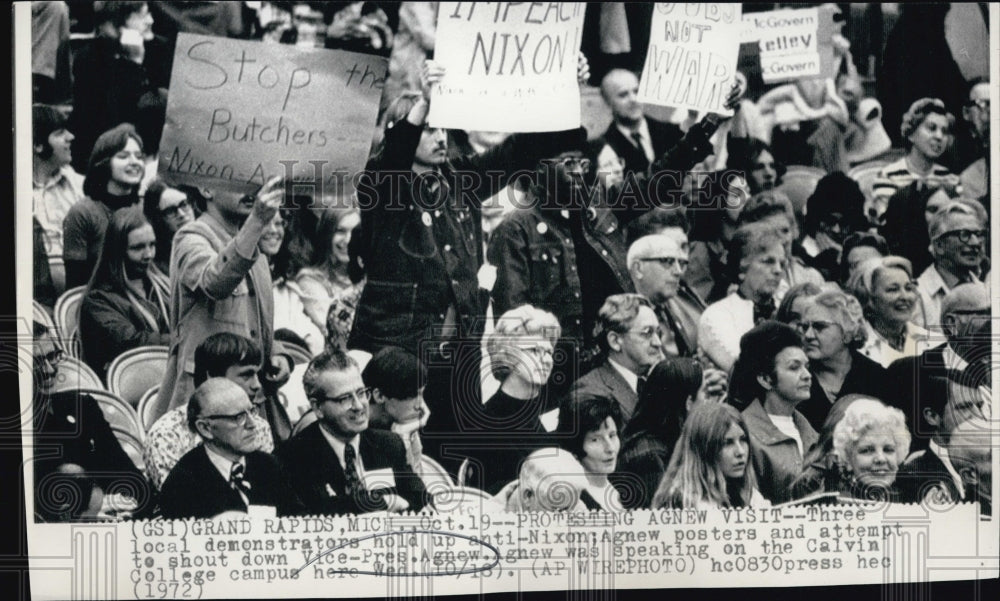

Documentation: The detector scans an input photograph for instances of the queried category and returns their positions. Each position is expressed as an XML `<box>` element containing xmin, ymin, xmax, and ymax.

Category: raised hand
<box><xmin>250</xmin><ymin>176</ymin><xmax>286</xmax><ymax>224</ymax></box>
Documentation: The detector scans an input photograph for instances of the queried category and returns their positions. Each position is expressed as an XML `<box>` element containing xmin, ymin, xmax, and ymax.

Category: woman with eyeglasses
<box><xmin>555</xmin><ymin>393</ymin><xmax>625</xmax><ymax>511</ymax></box>
<box><xmin>63</xmin><ymin>123</ymin><xmax>146</xmax><ymax>288</ymax></box>
<box><xmin>469</xmin><ymin>304</ymin><xmax>561</xmax><ymax>494</ymax></box>
<box><xmin>651</xmin><ymin>401</ymin><xmax>769</xmax><ymax>510</ymax></box>
<box><xmin>728</xmin><ymin>321</ymin><xmax>817</xmax><ymax>504</ymax></box>
<box><xmin>793</xmin><ymin>288</ymin><xmax>889</xmax><ymax>432</ymax></box>
<box><xmin>79</xmin><ymin>206</ymin><xmax>170</xmax><ymax>378</ymax></box>
<box><xmin>698</xmin><ymin>222</ymin><xmax>787</xmax><ymax>373</ymax></box>
<box><xmin>141</xmin><ymin>179</ymin><xmax>196</xmax><ymax>275</ymax></box>
<box><xmin>848</xmin><ymin>256</ymin><xmax>930</xmax><ymax>368</ymax></box>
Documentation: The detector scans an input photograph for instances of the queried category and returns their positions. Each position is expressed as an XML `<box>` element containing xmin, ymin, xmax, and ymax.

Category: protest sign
<box><xmin>742</xmin><ymin>7</ymin><xmax>839</xmax><ymax>84</ymax></box>
<box><xmin>428</xmin><ymin>2</ymin><xmax>585</xmax><ymax>132</ymax></box>
<box><xmin>637</xmin><ymin>3</ymin><xmax>743</xmax><ymax>115</ymax></box>
<box><xmin>157</xmin><ymin>34</ymin><xmax>386</xmax><ymax>198</ymax></box>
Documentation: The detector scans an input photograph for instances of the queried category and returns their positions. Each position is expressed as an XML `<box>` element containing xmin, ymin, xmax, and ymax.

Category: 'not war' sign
<box><xmin>158</xmin><ymin>33</ymin><xmax>386</xmax><ymax>198</ymax></box>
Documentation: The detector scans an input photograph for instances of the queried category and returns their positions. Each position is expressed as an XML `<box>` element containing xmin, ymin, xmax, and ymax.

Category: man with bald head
<box><xmin>158</xmin><ymin>378</ymin><xmax>304</xmax><ymax>519</ymax></box>
<box><xmin>596</xmin><ymin>69</ymin><xmax>683</xmax><ymax>180</ymax></box>
<box><xmin>959</xmin><ymin>79</ymin><xmax>990</xmax><ymax>200</ymax></box>
<box><xmin>627</xmin><ymin>234</ymin><xmax>699</xmax><ymax>357</ymax></box>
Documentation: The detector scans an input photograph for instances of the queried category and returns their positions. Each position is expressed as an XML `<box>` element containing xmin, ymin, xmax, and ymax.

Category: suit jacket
<box><xmin>277</xmin><ymin>425</ymin><xmax>429</xmax><ymax>516</ymax></box>
<box><xmin>896</xmin><ymin>448</ymin><xmax>963</xmax><ymax>505</ymax></box>
<box><xmin>157</xmin><ymin>213</ymin><xmax>274</xmax><ymax>416</ymax></box>
<box><xmin>564</xmin><ymin>359</ymin><xmax>639</xmax><ymax>424</ymax></box>
<box><xmin>600</xmin><ymin>117</ymin><xmax>684</xmax><ymax>178</ymax></box>
<box><xmin>158</xmin><ymin>446</ymin><xmax>305</xmax><ymax>519</ymax></box>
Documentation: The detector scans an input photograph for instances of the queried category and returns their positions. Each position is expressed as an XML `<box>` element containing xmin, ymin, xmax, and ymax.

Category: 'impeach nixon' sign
<box><xmin>638</xmin><ymin>3</ymin><xmax>742</xmax><ymax>114</ymax></box>
<box><xmin>428</xmin><ymin>2</ymin><xmax>585</xmax><ymax>132</ymax></box>
<box><xmin>157</xmin><ymin>33</ymin><xmax>386</xmax><ymax>197</ymax></box>
<box><xmin>742</xmin><ymin>8</ymin><xmax>822</xmax><ymax>83</ymax></box>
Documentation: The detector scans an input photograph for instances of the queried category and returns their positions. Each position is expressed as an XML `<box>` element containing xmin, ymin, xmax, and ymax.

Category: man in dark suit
<box><xmin>562</xmin><ymin>294</ymin><xmax>664</xmax><ymax>424</ymax></box>
<box><xmin>595</xmin><ymin>69</ymin><xmax>683</xmax><ymax>180</ymax></box>
<box><xmin>158</xmin><ymin>378</ymin><xmax>304</xmax><ymax>519</ymax></box>
<box><xmin>887</xmin><ymin>283</ymin><xmax>990</xmax><ymax>452</ymax></box>
<box><xmin>32</xmin><ymin>320</ymin><xmax>149</xmax><ymax>522</ymax></box>
<box><xmin>277</xmin><ymin>350</ymin><xmax>428</xmax><ymax>515</ymax></box>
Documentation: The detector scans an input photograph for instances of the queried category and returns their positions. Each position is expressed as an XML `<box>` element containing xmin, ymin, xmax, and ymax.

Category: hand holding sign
<box><xmin>576</xmin><ymin>51</ymin><xmax>590</xmax><ymax>86</ymax></box>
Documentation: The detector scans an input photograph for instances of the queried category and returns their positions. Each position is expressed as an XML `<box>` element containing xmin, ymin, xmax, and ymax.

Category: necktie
<box><xmin>343</xmin><ymin>443</ymin><xmax>364</xmax><ymax>498</ymax></box>
<box><xmin>229</xmin><ymin>462</ymin><xmax>252</xmax><ymax>501</ymax></box>
<box><xmin>631</xmin><ymin>131</ymin><xmax>652</xmax><ymax>163</ymax></box>
<box><xmin>637</xmin><ymin>375</ymin><xmax>648</xmax><ymax>399</ymax></box>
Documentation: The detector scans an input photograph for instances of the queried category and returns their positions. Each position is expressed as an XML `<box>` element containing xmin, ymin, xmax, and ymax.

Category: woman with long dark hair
<box><xmin>651</xmin><ymin>402</ymin><xmax>768</xmax><ymax>509</ymax></box>
<box><xmin>63</xmin><ymin>123</ymin><xmax>145</xmax><ymax>288</ymax></box>
<box><xmin>141</xmin><ymin>179</ymin><xmax>195</xmax><ymax>275</ymax></box>
<box><xmin>79</xmin><ymin>205</ymin><xmax>170</xmax><ymax>378</ymax></box>
<box><xmin>617</xmin><ymin>357</ymin><xmax>704</xmax><ymax>509</ymax></box>
<box><xmin>295</xmin><ymin>206</ymin><xmax>361</xmax><ymax>332</ymax></box>
<box><xmin>556</xmin><ymin>393</ymin><xmax>625</xmax><ymax>511</ymax></box>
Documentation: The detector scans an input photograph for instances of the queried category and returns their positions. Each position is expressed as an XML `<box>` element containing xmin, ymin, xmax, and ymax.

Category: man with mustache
<box><xmin>349</xmin><ymin>59</ymin><xmax>590</xmax><ymax>474</ymax></box>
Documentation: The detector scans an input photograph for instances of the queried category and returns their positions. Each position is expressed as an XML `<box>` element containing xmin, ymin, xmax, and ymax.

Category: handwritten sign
<box><xmin>428</xmin><ymin>2</ymin><xmax>585</xmax><ymax>132</ymax></box>
<box><xmin>742</xmin><ymin>8</ymin><xmax>826</xmax><ymax>84</ymax></box>
<box><xmin>638</xmin><ymin>3</ymin><xmax>742</xmax><ymax>115</ymax></box>
<box><xmin>157</xmin><ymin>33</ymin><xmax>386</xmax><ymax>198</ymax></box>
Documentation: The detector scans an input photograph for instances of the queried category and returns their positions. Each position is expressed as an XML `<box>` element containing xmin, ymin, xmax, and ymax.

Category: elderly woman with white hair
<box><xmin>494</xmin><ymin>447</ymin><xmax>588</xmax><ymax>512</ymax></box>
<box><xmin>794</xmin><ymin>287</ymin><xmax>890</xmax><ymax>431</ymax></box>
<box><xmin>831</xmin><ymin>398</ymin><xmax>911</xmax><ymax>501</ymax></box>
<box><xmin>466</xmin><ymin>305</ymin><xmax>561</xmax><ymax>494</ymax></box>
<box><xmin>848</xmin><ymin>256</ymin><xmax>930</xmax><ymax>369</ymax></box>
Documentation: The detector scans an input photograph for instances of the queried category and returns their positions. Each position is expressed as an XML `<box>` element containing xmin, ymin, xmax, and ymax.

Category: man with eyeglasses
<box><xmin>562</xmin><ymin>294</ymin><xmax>664</xmax><ymax>424</ymax></box>
<box><xmin>917</xmin><ymin>201</ymin><xmax>987</xmax><ymax>328</ymax></box>
<box><xmin>627</xmin><ymin>234</ymin><xmax>700</xmax><ymax>357</ymax></box>
<box><xmin>277</xmin><ymin>350</ymin><xmax>428</xmax><ymax>515</ymax></box>
<box><xmin>32</xmin><ymin>320</ymin><xmax>146</xmax><ymax>522</ymax></box>
<box><xmin>158</xmin><ymin>378</ymin><xmax>304</xmax><ymax>519</ymax></box>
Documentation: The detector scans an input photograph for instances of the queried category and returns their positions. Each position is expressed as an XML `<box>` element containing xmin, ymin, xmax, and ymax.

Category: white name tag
<box><xmin>364</xmin><ymin>468</ymin><xmax>397</xmax><ymax>491</ymax></box>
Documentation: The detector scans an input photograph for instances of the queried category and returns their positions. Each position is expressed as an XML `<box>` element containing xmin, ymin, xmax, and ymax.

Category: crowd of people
<box><xmin>30</xmin><ymin>2</ymin><xmax>992</xmax><ymax>521</ymax></box>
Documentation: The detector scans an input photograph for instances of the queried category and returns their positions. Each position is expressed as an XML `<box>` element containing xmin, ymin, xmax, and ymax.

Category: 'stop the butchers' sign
<box><xmin>157</xmin><ymin>33</ymin><xmax>386</xmax><ymax>198</ymax></box>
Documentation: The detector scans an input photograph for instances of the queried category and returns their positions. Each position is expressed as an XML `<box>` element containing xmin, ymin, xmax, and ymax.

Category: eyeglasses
<box><xmin>36</xmin><ymin>349</ymin><xmax>65</xmax><ymax>367</ymax></box>
<box><xmin>640</xmin><ymin>256</ymin><xmax>690</xmax><ymax>271</ymax></box>
<box><xmin>200</xmin><ymin>407</ymin><xmax>255</xmax><ymax>428</ymax></box>
<box><xmin>935</xmin><ymin>229</ymin><xmax>986</xmax><ymax>244</ymax></box>
<box><xmin>546</xmin><ymin>157</ymin><xmax>591</xmax><ymax>170</ymax></box>
<box><xmin>314</xmin><ymin>387</ymin><xmax>373</xmax><ymax>406</ymax></box>
<box><xmin>161</xmin><ymin>199</ymin><xmax>192</xmax><ymax>219</ymax></box>
<box><xmin>794</xmin><ymin>320</ymin><xmax>840</xmax><ymax>335</ymax></box>
<box><xmin>516</xmin><ymin>345</ymin><xmax>554</xmax><ymax>359</ymax></box>
<box><xmin>947</xmin><ymin>308</ymin><xmax>991</xmax><ymax>317</ymax></box>
<box><xmin>625</xmin><ymin>326</ymin><xmax>664</xmax><ymax>340</ymax></box>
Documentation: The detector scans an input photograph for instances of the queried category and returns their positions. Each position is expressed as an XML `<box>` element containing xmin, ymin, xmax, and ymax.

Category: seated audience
<box><xmin>63</xmin><ymin>124</ymin><xmax>145</xmax><ymax>288</ymax></box>
<box><xmin>651</xmin><ymin>402</ymin><xmax>768</xmax><ymax>510</ymax></box>
<box><xmin>794</xmin><ymin>288</ymin><xmax>889</xmax><ymax>431</ymax></box>
<box><xmin>79</xmin><ymin>206</ymin><xmax>170</xmax><ymax>378</ymax></box>
<box><xmin>141</xmin><ymin>179</ymin><xmax>194</xmax><ymax>275</ymax></box>
<box><xmin>277</xmin><ymin>350</ymin><xmax>428</xmax><ymax>515</ymax></box>
<box><xmin>848</xmin><ymin>256</ymin><xmax>929</xmax><ymax>368</ymax></box>
<box><xmin>556</xmin><ymin>393</ymin><xmax>625</xmax><ymax>511</ymax></box>
<box><xmin>731</xmin><ymin>321</ymin><xmax>818</xmax><ymax>503</ymax></box>
<box><xmin>617</xmin><ymin>357</ymin><xmax>710</xmax><ymax>510</ymax></box>
<box><xmin>143</xmin><ymin>333</ymin><xmax>275</xmax><ymax>490</ymax></box>
<box><xmin>698</xmin><ymin>223</ymin><xmax>786</xmax><ymax>373</ymax></box>
<box><xmin>32</xmin><ymin>320</ymin><xmax>148</xmax><ymax>522</ymax></box>
<box><xmin>917</xmin><ymin>201</ymin><xmax>988</xmax><ymax>329</ymax></box>
<box><xmin>158</xmin><ymin>378</ymin><xmax>305</xmax><ymax>519</ymax></box>
<box><xmin>565</xmin><ymin>294</ymin><xmax>664</xmax><ymax>424</ymax></box>
<box><xmin>467</xmin><ymin>305</ymin><xmax>561</xmax><ymax>494</ymax></box>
